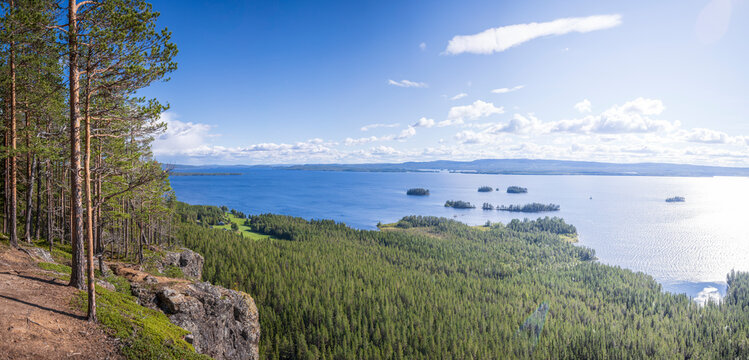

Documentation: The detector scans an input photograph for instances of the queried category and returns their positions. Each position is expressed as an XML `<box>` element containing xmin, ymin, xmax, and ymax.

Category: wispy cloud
<box><xmin>388</xmin><ymin>79</ymin><xmax>428</xmax><ymax>88</ymax></box>
<box><xmin>345</xmin><ymin>126</ymin><xmax>417</xmax><ymax>145</ymax></box>
<box><xmin>360</xmin><ymin>123</ymin><xmax>400</xmax><ymax>132</ymax></box>
<box><xmin>450</xmin><ymin>93</ymin><xmax>468</xmax><ymax>100</ymax></box>
<box><xmin>444</xmin><ymin>14</ymin><xmax>622</xmax><ymax>55</ymax></box>
<box><xmin>491</xmin><ymin>85</ymin><xmax>524</xmax><ymax>94</ymax></box>
<box><xmin>419</xmin><ymin>42</ymin><xmax>426</xmax><ymax>51</ymax></box>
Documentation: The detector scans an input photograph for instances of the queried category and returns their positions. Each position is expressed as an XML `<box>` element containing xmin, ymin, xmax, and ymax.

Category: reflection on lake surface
<box><xmin>170</xmin><ymin>168</ymin><xmax>749</xmax><ymax>300</ymax></box>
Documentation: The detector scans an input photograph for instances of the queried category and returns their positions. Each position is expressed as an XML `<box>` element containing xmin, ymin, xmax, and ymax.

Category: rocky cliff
<box><xmin>112</xmin><ymin>248</ymin><xmax>260</xmax><ymax>360</ymax></box>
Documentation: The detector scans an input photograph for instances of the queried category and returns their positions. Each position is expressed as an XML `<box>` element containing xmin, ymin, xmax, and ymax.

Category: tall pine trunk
<box><xmin>46</xmin><ymin>159</ymin><xmax>53</xmax><ymax>251</ymax></box>
<box><xmin>24</xmin><ymin>155</ymin><xmax>36</xmax><ymax>243</ymax></box>
<box><xmin>8</xmin><ymin>0</ymin><xmax>18</xmax><ymax>248</ymax></box>
<box><xmin>83</xmin><ymin>73</ymin><xmax>96</xmax><ymax>321</ymax></box>
<box><xmin>67</xmin><ymin>0</ymin><xmax>85</xmax><ymax>290</ymax></box>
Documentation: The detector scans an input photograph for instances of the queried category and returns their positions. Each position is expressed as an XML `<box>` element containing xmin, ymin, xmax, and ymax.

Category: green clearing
<box><xmin>212</xmin><ymin>213</ymin><xmax>271</xmax><ymax>240</ymax></box>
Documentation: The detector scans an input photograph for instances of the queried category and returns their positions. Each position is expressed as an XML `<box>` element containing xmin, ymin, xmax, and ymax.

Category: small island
<box><xmin>666</xmin><ymin>196</ymin><xmax>686</xmax><ymax>203</ymax></box>
<box><xmin>478</xmin><ymin>186</ymin><xmax>494</xmax><ymax>192</ymax></box>
<box><xmin>507</xmin><ymin>186</ymin><xmax>528</xmax><ymax>194</ymax></box>
<box><xmin>406</xmin><ymin>188</ymin><xmax>430</xmax><ymax>196</ymax></box>
<box><xmin>445</xmin><ymin>200</ymin><xmax>476</xmax><ymax>209</ymax></box>
<box><xmin>170</xmin><ymin>172</ymin><xmax>242</xmax><ymax>176</ymax></box>
<box><xmin>482</xmin><ymin>203</ymin><xmax>495</xmax><ymax>210</ymax></box>
<box><xmin>498</xmin><ymin>203</ymin><xmax>560</xmax><ymax>213</ymax></box>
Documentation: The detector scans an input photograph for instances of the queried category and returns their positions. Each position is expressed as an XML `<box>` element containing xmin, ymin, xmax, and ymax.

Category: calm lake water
<box><xmin>170</xmin><ymin>167</ymin><xmax>749</xmax><ymax>302</ymax></box>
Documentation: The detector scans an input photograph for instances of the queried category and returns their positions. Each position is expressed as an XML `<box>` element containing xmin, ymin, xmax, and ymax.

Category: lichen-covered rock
<box><xmin>25</xmin><ymin>248</ymin><xmax>54</xmax><ymax>263</ymax></box>
<box><xmin>159</xmin><ymin>282</ymin><xmax>260</xmax><ymax>360</ymax></box>
<box><xmin>162</xmin><ymin>249</ymin><xmax>204</xmax><ymax>280</ymax></box>
<box><xmin>96</xmin><ymin>280</ymin><xmax>116</xmax><ymax>292</ymax></box>
<box><xmin>113</xmin><ymin>264</ymin><xmax>260</xmax><ymax>360</ymax></box>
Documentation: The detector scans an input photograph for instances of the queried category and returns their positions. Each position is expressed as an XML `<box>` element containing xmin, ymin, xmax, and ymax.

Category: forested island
<box><xmin>170</xmin><ymin>172</ymin><xmax>242</xmax><ymax>176</ymax></box>
<box><xmin>498</xmin><ymin>203</ymin><xmax>561</xmax><ymax>212</ymax></box>
<box><xmin>478</xmin><ymin>186</ymin><xmax>494</xmax><ymax>192</ymax></box>
<box><xmin>666</xmin><ymin>196</ymin><xmax>686</xmax><ymax>202</ymax></box>
<box><xmin>406</xmin><ymin>188</ymin><xmax>430</xmax><ymax>196</ymax></box>
<box><xmin>507</xmin><ymin>186</ymin><xmax>528</xmax><ymax>193</ymax></box>
<box><xmin>444</xmin><ymin>200</ymin><xmax>476</xmax><ymax>209</ymax></box>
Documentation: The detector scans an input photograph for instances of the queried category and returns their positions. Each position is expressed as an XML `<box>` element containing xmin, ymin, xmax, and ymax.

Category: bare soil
<box><xmin>0</xmin><ymin>246</ymin><xmax>123</xmax><ymax>360</ymax></box>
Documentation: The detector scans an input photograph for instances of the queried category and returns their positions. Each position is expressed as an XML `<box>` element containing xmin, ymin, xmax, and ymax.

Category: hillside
<box><xmin>175</xmin><ymin>204</ymin><xmax>749</xmax><ymax>359</ymax></box>
<box><xmin>277</xmin><ymin>158</ymin><xmax>749</xmax><ymax>177</ymax></box>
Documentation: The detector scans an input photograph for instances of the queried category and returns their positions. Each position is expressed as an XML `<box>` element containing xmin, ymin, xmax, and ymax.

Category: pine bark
<box><xmin>67</xmin><ymin>0</ymin><xmax>85</xmax><ymax>290</ymax></box>
<box><xmin>8</xmin><ymin>0</ymin><xmax>18</xmax><ymax>248</ymax></box>
<box><xmin>83</xmin><ymin>74</ymin><xmax>96</xmax><ymax>321</ymax></box>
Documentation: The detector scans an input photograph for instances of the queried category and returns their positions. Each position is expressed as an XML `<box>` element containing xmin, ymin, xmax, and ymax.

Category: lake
<box><xmin>169</xmin><ymin>167</ymin><xmax>749</xmax><ymax>302</ymax></box>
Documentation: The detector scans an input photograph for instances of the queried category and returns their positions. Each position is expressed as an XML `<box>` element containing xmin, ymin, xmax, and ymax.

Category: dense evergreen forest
<box><xmin>0</xmin><ymin>0</ymin><xmax>177</xmax><ymax>321</ymax></box>
<box><xmin>499</xmin><ymin>203</ymin><xmax>561</xmax><ymax>212</ymax></box>
<box><xmin>176</xmin><ymin>204</ymin><xmax>749</xmax><ymax>359</ymax></box>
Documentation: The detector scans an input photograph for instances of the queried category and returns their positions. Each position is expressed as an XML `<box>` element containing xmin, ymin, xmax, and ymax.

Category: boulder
<box><xmin>169</xmin><ymin>282</ymin><xmax>260</xmax><ymax>360</ymax></box>
<box><xmin>115</xmin><ymin>264</ymin><xmax>260</xmax><ymax>360</ymax></box>
<box><xmin>25</xmin><ymin>248</ymin><xmax>54</xmax><ymax>263</ymax></box>
<box><xmin>162</xmin><ymin>249</ymin><xmax>204</xmax><ymax>280</ymax></box>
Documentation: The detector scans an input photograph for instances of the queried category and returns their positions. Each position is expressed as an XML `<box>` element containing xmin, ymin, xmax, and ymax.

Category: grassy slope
<box><xmin>212</xmin><ymin>213</ymin><xmax>270</xmax><ymax>240</ymax></box>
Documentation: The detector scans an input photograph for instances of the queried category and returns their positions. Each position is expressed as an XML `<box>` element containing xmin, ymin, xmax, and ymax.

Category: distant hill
<box><xmin>279</xmin><ymin>159</ymin><xmax>749</xmax><ymax>177</ymax></box>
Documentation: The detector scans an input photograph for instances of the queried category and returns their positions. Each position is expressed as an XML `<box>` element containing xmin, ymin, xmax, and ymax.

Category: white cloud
<box><xmin>413</xmin><ymin>117</ymin><xmax>435</xmax><ymax>128</ymax></box>
<box><xmin>450</xmin><ymin>93</ymin><xmax>468</xmax><ymax>100</ymax></box>
<box><xmin>574</xmin><ymin>99</ymin><xmax>592</xmax><ymax>113</ymax></box>
<box><xmin>153</xmin><ymin>112</ymin><xmax>213</xmax><ymax>156</ymax></box>
<box><xmin>419</xmin><ymin>42</ymin><xmax>426</xmax><ymax>50</ymax></box>
<box><xmin>439</xmin><ymin>100</ymin><xmax>504</xmax><ymax>127</ymax></box>
<box><xmin>360</xmin><ymin>123</ymin><xmax>399</xmax><ymax>132</ymax></box>
<box><xmin>550</xmin><ymin>98</ymin><xmax>676</xmax><ymax>134</ymax></box>
<box><xmin>491</xmin><ymin>85</ymin><xmax>524</xmax><ymax>94</ymax></box>
<box><xmin>444</xmin><ymin>14</ymin><xmax>622</xmax><ymax>55</ymax></box>
<box><xmin>369</xmin><ymin>145</ymin><xmax>400</xmax><ymax>156</ymax></box>
<box><xmin>454</xmin><ymin>130</ymin><xmax>494</xmax><ymax>144</ymax></box>
<box><xmin>486</xmin><ymin>113</ymin><xmax>543</xmax><ymax>135</ymax></box>
<box><xmin>388</xmin><ymin>79</ymin><xmax>428</xmax><ymax>88</ymax></box>
<box><xmin>345</xmin><ymin>136</ymin><xmax>380</xmax><ymax>146</ymax></box>
<box><xmin>683</xmin><ymin>128</ymin><xmax>732</xmax><ymax>144</ymax></box>
<box><xmin>345</xmin><ymin>126</ymin><xmax>416</xmax><ymax>145</ymax></box>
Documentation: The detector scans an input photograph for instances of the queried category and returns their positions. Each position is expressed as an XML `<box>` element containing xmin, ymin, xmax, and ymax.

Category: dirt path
<box><xmin>0</xmin><ymin>247</ymin><xmax>122</xmax><ymax>360</ymax></box>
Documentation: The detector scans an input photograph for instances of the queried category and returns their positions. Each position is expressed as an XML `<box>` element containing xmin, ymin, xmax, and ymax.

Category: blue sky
<box><xmin>146</xmin><ymin>0</ymin><xmax>749</xmax><ymax>166</ymax></box>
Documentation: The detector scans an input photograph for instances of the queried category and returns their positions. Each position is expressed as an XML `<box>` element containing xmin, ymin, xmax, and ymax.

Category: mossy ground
<box><xmin>213</xmin><ymin>213</ymin><xmax>270</xmax><ymax>240</ymax></box>
<box><xmin>72</xmin><ymin>282</ymin><xmax>210</xmax><ymax>360</ymax></box>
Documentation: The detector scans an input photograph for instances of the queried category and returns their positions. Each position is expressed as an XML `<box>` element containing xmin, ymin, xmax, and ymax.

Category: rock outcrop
<box><xmin>157</xmin><ymin>282</ymin><xmax>260</xmax><ymax>360</ymax></box>
<box><xmin>111</xmin><ymin>261</ymin><xmax>260</xmax><ymax>360</ymax></box>
<box><xmin>160</xmin><ymin>248</ymin><xmax>204</xmax><ymax>280</ymax></box>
